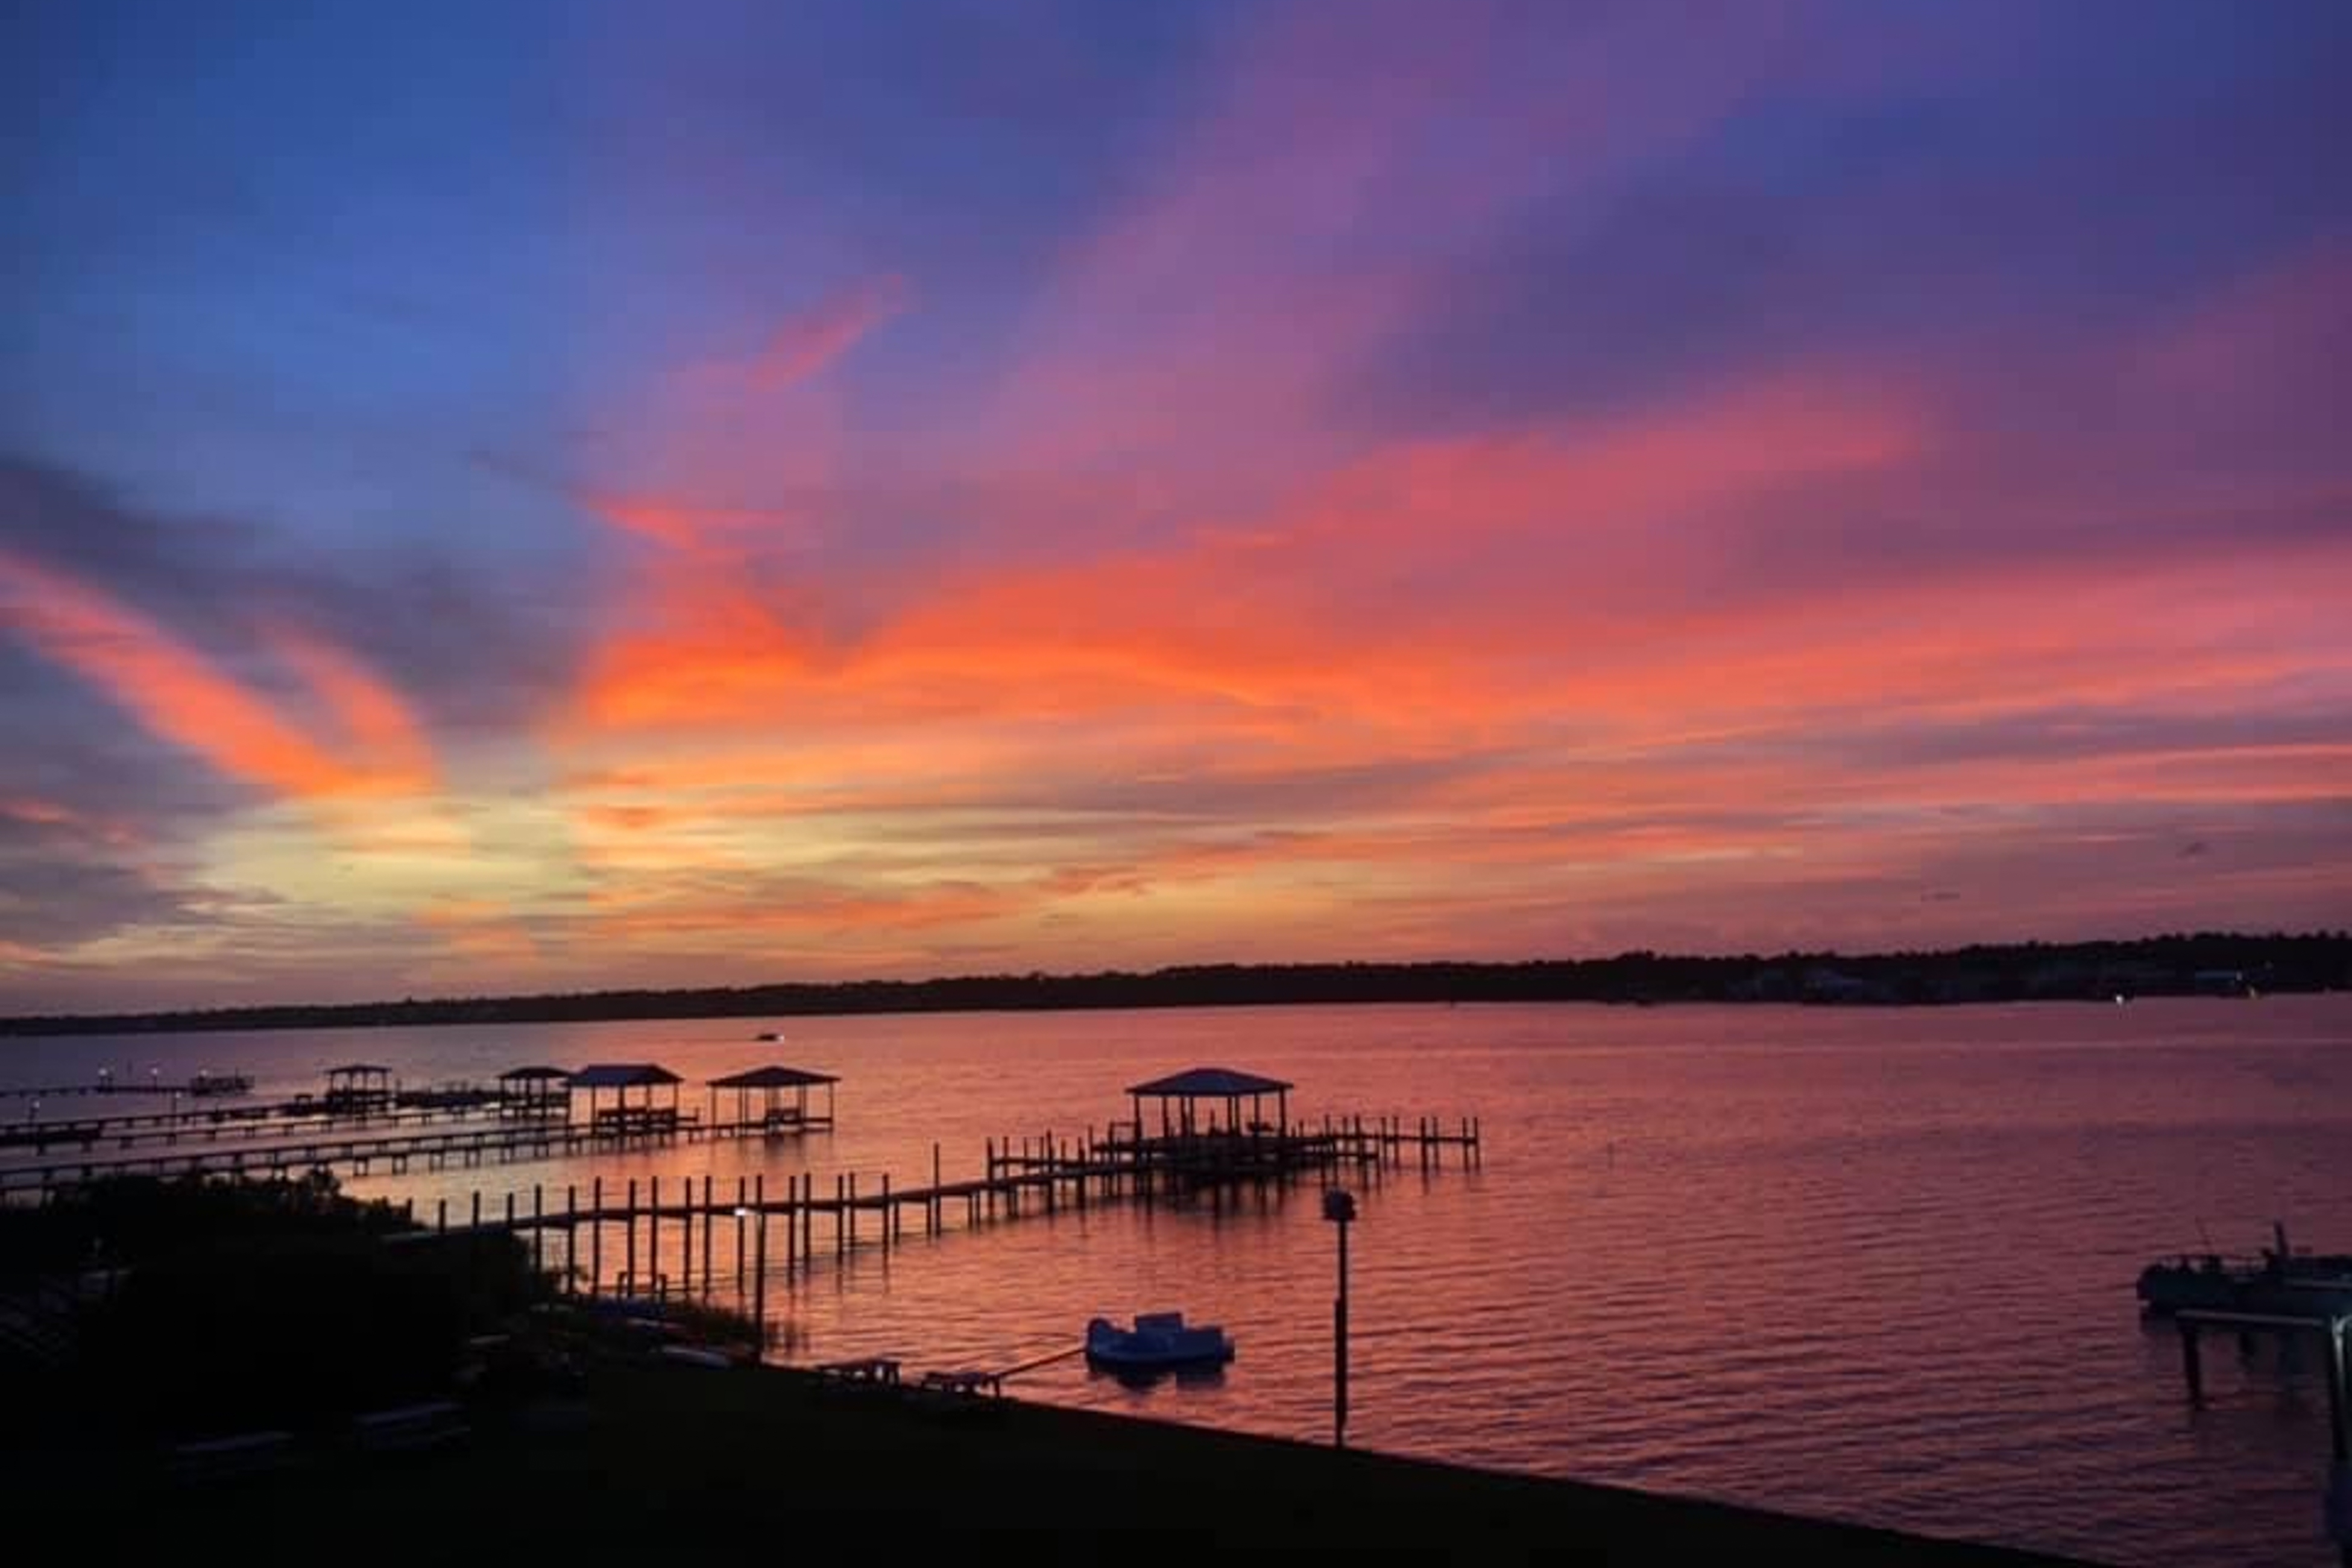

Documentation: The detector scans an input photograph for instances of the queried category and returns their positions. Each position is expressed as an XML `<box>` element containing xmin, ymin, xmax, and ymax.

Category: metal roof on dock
<box><xmin>568</xmin><ymin>1063</ymin><xmax>683</xmax><ymax>1088</ymax></box>
<box><xmin>1126</xmin><ymin>1066</ymin><xmax>1293</xmax><ymax>1098</ymax></box>
<box><xmin>496</xmin><ymin>1065</ymin><xmax>570</xmax><ymax>1082</ymax></box>
<box><xmin>707</xmin><ymin>1065</ymin><xmax>839</xmax><ymax>1089</ymax></box>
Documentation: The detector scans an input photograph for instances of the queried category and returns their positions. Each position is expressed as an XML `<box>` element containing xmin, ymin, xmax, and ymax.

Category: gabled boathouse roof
<box><xmin>707</xmin><ymin>1065</ymin><xmax>839</xmax><ymax>1089</ymax></box>
<box><xmin>1126</xmin><ymin>1067</ymin><xmax>1293</xmax><ymax>1098</ymax></box>
<box><xmin>569</xmin><ymin>1063</ymin><xmax>682</xmax><ymax>1089</ymax></box>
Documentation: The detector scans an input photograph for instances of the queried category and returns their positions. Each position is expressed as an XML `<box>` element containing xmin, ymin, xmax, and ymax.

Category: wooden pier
<box><xmin>0</xmin><ymin>1072</ymin><xmax>251</xmax><ymax>1101</ymax></box>
<box><xmin>397</xmin><ymin>1113</ymin><xmax>1480</xmax><ymax>1318</ymax></box>
<box><xmin>1</xmin><ymin>1099</ymin><xmax>546</xmax><ymax>1156</ymax></box>
<box><xmin>0</xmin><ymin>1056</ymin><xmax>841</xmax><ymax>1198</ymax></box>
<box><xmin>0</xmin><ymin>1107</ymin><xmax>833</xmax><ymax>1198</ymax></box>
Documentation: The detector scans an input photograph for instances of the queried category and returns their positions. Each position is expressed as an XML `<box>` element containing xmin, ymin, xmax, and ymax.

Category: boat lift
<box><xmin>2174</xmin><ymin>1306</ymin><xmax>2350</xmax><ymax>1564</ymax></box>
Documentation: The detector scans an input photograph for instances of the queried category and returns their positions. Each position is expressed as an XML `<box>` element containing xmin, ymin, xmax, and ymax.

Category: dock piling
<box><xmin>752</xmin><ymin>1192</ymin><xmax>768</xmax><ymax>1355</ymax></box>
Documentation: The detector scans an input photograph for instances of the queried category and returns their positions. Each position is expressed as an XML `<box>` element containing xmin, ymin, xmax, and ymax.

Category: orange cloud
<box><xmin>563</xmin><ymin>371</ymin><xmax>1925</xmax><ymax>737</ymax></box>
<box><xmin>0</xmin><ymin>548</ymin><xmax>423</xmax><ymax>799</ymax></box>
<box><xmin>1</xmin><ymin>797</ymin><xmax>79</xmax><ymax>827</ymax></box>
<box><xmin>267</xmin><ymin>626</ymin><xmax>434</xmax><ymax>789</ymax></box>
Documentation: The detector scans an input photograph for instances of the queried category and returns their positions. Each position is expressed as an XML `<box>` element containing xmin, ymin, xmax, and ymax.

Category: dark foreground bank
<box><xmin>24</xmin><ymin>1351</ymin><xmax>2087</xmax><ymax>1564</ymax></box>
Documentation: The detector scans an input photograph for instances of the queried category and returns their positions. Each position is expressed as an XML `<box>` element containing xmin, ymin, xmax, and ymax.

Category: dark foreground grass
<box><xmin>33</xmin><ymin>1352</ymin><xmax>2087</xmax><ymax>1565</ymax></box>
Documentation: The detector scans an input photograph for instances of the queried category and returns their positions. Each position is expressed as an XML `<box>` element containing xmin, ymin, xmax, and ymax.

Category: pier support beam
<box><xmin>2179</xmin><ymin>1321</ymin><xmax>2204</xmax><ymax>1404</ymax></box>
<box><xmin>2325</xmin><ymin>1317</ymin><xmax>2351</xmax><ymax>1565</ymax></box>
<box><xmin>752</xmin><ymin>1192</ymin><xmax>768</xmax><ymax>1359</ymax></box>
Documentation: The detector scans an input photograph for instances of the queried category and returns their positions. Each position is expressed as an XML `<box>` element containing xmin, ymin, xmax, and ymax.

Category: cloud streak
<box><xmin>0</xmin><ymin>548</ymin><xmax>429</xmax><ymax>800</ymax></box>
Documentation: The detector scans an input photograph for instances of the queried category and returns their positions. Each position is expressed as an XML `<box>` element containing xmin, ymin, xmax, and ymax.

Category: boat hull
<box><xmin>1085</xmin><ymin>1315</ymin><xmax>1235</xmax><ymax>1371</ymax></box>
<box><xmin>2138</xmin><ymin>1261</ymin><xmax>2352</xmax><ymax>1317</ymax></box>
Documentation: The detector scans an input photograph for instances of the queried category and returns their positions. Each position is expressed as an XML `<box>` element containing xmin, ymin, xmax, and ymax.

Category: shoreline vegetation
<box><xmin>3</xmin><ymin>931</ymin><xmax>2344</xmax><ymax>1040</ymax></box>
<box><xmin>4</xmin><ymin>1176</ymin><xmax>2075</xmax><ymax>1563</ymax></box>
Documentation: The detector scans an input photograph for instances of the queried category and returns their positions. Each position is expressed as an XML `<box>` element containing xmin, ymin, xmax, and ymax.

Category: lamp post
<box><xmin>1323</xmin><ymin>1187</ymin><xmax>1356</xmax><ymax>1447</ymax></box>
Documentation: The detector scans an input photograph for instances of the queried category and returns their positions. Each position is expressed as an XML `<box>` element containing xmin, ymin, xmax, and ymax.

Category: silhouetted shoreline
<box><xmin>4</xmin><ymin>931</ymin><xmax>2342</xmax><ymax>1039</ymax></box>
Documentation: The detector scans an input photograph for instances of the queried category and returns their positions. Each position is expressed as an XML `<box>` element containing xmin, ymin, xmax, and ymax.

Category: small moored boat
<box><xmin>2136</xmin><ymin>1221</ymin><xmax>2352</xmax><ymax>1317</ymax></box>
<box><xmin>1085</xmin><ymin>1312</ymin><xmax>1235</xmax><ymax>1371</ymax></box>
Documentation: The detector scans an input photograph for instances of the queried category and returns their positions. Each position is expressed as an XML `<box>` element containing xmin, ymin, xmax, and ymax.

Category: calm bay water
<box><xmin>7</xmin><ymin>997</ymin><xmax>2348</xmax><ymax>1566</ymax></box>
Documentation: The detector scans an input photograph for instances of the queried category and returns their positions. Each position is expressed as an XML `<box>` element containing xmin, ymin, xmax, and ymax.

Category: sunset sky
<box><xmin>2</xmin><ymin>1</ymin><xmax>2348</xmax><ymax>1010</ymax></box>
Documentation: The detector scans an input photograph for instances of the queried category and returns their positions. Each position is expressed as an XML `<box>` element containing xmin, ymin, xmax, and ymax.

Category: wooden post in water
<box><xmin>650</xmin><ymin>1176</ymin><xmax>662</xmax><ymax>1300</ymax></box>
<box><xmin>2321</xmin><ymin>1318</ymin><xmax>2351</xmax><ymax>1566</ymax></box>
<box><xmin>2325</xmin><ymin>1314</ymin><xmax>2348</xmax><ymax>1464</ymax></box>
<box><xmin>680</xmin><ymin>1175</ymin><xmax>692</xmax><ymax>1294</ymax></box>
<box><xmin>801</xmin><ymin>1173</ymin><xmax>813</xmax><ymax>1262</ymax></box>
<box><xmin>702</xmin><ymin>1175</ymin><xmax>715</xmax><ymax>1297</ymax></box>
<box><xmin>931</xmin><ymin>1142</ymin><xmax>942</xmax><ymax>1235</ymax></box>
<box><xmin>735</xmin><ymin>1177</ymin><xmax>748</xmax><ymax>1292</ymax></box>
<box><xmin>881</xmin><ymin>1172</ymin><xmax>892</xmax><ymax>1247</ymax></box>
<box><xmin>530</xmin><ymin>1184</ymin><xmax>542</xmax><ymax>1274</ymax></box>
<box><xmin>752</xmin><ymin>1186</ymin><xmax>768</xmax><ymax>1357</ymax></box>
<box><xmin>625</xmin><ymin>1177</ymin><xmax>638</xmax><ymax>1294</ymax></box>
<box><xmin>2179</xmin><ymin>1320</ymin><xmax>2204</xmax><ymax>1403</ymax></box>
<box><xmin>436</xmin><ymin>1197</ymin><xmax>446</xmax><ymax>1234</ymax></box>
<box><xmin>590</xmin><ymin>1177</ymin><xmax>602</xmax><ymax>1296</ymax></box>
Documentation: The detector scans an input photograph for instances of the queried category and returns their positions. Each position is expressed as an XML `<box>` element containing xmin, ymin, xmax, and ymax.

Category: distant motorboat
<box><xmin>187</xmin><ymin>1071</ymin><xmax>253</xmax><ymax>1098</ymax></box>
<box><xmin>1085</xmin><ymin>1312</ymin><xmax>1235</xmax><ymax>1372</ymax></box>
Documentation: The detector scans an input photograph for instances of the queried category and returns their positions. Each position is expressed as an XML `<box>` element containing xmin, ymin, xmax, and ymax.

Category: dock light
<box><xmin>1323</xmin><ymin>1188</ymin><xmax>1356</xmax><ymax>1447</ymax></box>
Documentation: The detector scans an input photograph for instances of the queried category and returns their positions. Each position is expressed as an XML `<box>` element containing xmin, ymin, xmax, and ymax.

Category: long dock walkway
<box><xmin>0</xmin><ymin>1108</ymin><xmax>834</xmax><ymax>1197</ymax></box>
<box><xmin>402</xmin><ymin>1115</ymin><xmax>1480</xmax><ymax>1305</ymax></box>
<box><xmin>1</xmin><ymin>1100</ymin><xmax>537</xmax><ymax>1155</ymax></box>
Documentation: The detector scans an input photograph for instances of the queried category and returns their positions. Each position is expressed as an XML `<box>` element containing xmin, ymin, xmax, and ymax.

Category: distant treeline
<box><xmin>4</xmin><ymin>931</ymin><xmax>2346</xmax><ymax>1038</ymax></box>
